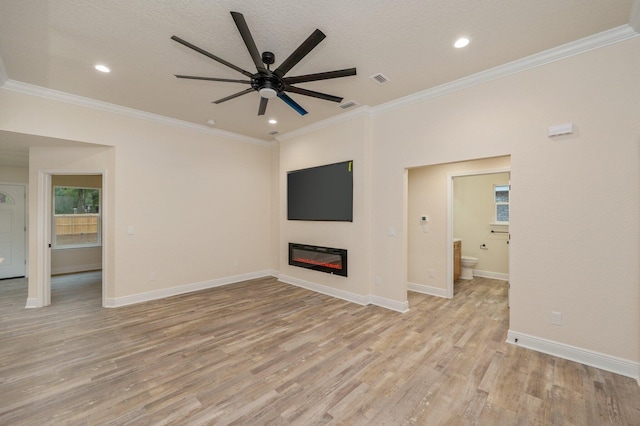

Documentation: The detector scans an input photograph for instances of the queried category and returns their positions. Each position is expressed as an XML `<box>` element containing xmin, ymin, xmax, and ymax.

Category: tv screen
<box><xmin>287</xmin><ymin>160</ymin><xmax>353</xmax><ymax>222</ymax></box>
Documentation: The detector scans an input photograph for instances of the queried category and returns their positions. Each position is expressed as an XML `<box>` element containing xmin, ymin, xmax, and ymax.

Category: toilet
<box><xmin>460</xmin><ymin>256</ymin><xmax>478</xmax><ymax>280</ymax></box>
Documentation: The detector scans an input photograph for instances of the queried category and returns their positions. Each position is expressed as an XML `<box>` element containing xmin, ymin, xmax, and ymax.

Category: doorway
<box><xmin>450</xmin><ymin>170</ymin><xmax>510</xmax><ymax>297</ymax></box>
<box><xmin>406</xmin><ymin>156</ymin><xmax>511</xmax><ymax>300</ymax></box>
<box><xmin>31</xmin><ymin>170</ymin><xmax>107</xmax><ymax>308</ymax></box>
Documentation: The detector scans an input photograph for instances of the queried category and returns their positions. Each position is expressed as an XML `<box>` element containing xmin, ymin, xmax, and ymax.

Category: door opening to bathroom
<box><xmin>451</xmin><ymin>169</ymin><xmax>510</xmax><ymax>298</ymax></box>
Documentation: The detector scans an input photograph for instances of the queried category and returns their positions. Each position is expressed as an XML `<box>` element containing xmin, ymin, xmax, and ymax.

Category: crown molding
<box><xmin>0</xmin><ymin>79</ymin><xmax>273</xmax><ymax>147</ymax></box>
<box><xmin>275</xmin><ymin>106</ymin><xmax>371</xmax><ymax>142</ymax></box>
<box><xmin>273</xmin><ymin>24</ymin><xmax>638</xmax><ymax>141</ymax></box>
<box><xmin>2</xmin><ymin>23</ymin><xmax>636</xmax><ymax>146</ymax></box>
<box><xmin>371</xmin><ymin>24</ymin><xmax>639</xmax><ymax>116</ymax></box>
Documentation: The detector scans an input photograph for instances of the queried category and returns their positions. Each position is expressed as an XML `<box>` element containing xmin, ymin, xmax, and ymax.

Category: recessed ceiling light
<box><xmin>454</xmin><ymin>37</ymin><xmax>470</xmax><ymax>49</ymax></box>
<box><xmin>268</xmin><ymin>119</ymin><xmax>277</xmax><ymax>124</ymax></box>
<box><xmin>94</xmin><ymin>64</ymin><xmax>111</xmax><ymax>73</ymax></box>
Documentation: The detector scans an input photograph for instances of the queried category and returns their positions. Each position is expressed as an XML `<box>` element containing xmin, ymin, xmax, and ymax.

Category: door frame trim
<box><xmin>31</xmin><ymin>169</ymin><xmax>107</xmax><ymax>308</ymax></box>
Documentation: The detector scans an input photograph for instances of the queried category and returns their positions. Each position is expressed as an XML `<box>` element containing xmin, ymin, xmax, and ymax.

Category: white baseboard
<box><xmin>473</xmin><ymin>269</ymin><xmax>509</xmax><ymax>281</ymax></box>
<box><xmin>278</xmin><ymin>274</ymin><xmax>409</xmax><ymax>313</ymax></box>
<box><xmin>51</xmin><ymin>263</ymin><xmax>102</xmax><ymax>276</ymax></box>
<box><xmin>278</xmin><ymin>274</ymin><xmax>370</xmax><ymax>306</ymax></box>
<box><xmin>507</xmin><ymin>330</ymin><xmax>639</xmax><ymax>382</ymax></box>
<box><xmin>369</xmin><ymin>294</ymin><xmax>409</xmax><ymax>313</ymax></box>
<box><xmin>104</xmin><ymin>270</ymin><xmax>277</xmax><ymax>308</ymax></box>
<box><xmin>25</xmin><ymin>298</ymin><xmax>40</xmax><ymax>308</ymax></box>
<box><xmin>408</xmin><ymin>282</ymin><xmax>449</xmax><ymax>298</ymax></box>
<box><xmin>103</xmin><ymin>269</ymin><xmax>409</xmax><ymax>313</ymax></box>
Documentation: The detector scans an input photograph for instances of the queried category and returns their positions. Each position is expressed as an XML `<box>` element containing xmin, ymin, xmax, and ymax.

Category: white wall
<box><xmin>278</xmin><ymin>114</ymin><xmax>372</xmax><ymax>302</ymax></box>
<box><xmin>0</xmin><ymin>87</ymin><xmax>275</xmax><ymax>305</ymax></box>
<box><xmin>371</xmin><ymin>38</ymin><xmax>640</xmax><ymax>362</ymax></box>
<box><xmin>453</xmin><ymin>171</ymin><xmax>510</xmax><ymax>277</ymax></box>
<box><xmin>0</xmin><ymin>165</ymin><xmax>28</xmax><ymax>183</ymax></box>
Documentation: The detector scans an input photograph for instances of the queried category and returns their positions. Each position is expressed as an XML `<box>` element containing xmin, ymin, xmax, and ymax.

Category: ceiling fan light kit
<box><xmin>171</xmin><ymin>11</ymin><xmax>356</xmax><ymax>117</ymax></box>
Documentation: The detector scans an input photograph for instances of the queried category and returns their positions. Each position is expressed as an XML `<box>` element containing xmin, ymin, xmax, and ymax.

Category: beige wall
<box><xmin>453</xmin><ymin>171</ymin><xmax>510</xmax><ymax>276</ymax></box>
<box><xmin>0</xmin><ymin>88</ymin><xmax>274</xmax><ymax>304</ymax></box>
<box><xmin>270</xmin><ymin>145</ymin><xmax>280</xmax><ymax>271</ymax></box>
<box><xmin>407</xmin><ymin>157</ymin><xmax>510</xmax><ymax>290</ymax></box>
<box><xmin>29</xmin><ymin>145</ymin><xmax>115</xmax><ymax>302</ymax></box>
<box><xmin>279</xmin><ymin>114</ymin><xmax>371</xmax><ymax>297</ymax></box>
<box><xmin>371</xmin><ymin>38</ymin><xmax>640</xmax><ymax>361</ymax></box>
<box><xmin>51</xmin><ymin>174</ymin><xmax>103</xmax><ymax>275</ymax></box>
<box><xmin>0</xmin><ymin>165</ymin><xmax>28</xmax><ymax>183</ymax></box>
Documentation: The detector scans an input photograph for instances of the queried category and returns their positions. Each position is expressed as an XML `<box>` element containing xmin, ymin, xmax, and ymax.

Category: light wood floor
<box><xmin>1</xmin><ymin>273</ymin><xmax>639</xmax><ymax>425</ymax></box>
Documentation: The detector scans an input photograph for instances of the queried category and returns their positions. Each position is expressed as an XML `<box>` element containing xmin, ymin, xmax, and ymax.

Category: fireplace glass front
<box><xmin>288</xmin><ymin>243</ymin><xmax>347</xmax><ymax>277</ymax></box>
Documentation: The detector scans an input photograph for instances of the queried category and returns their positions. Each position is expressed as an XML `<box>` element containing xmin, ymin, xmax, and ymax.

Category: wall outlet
<box><xmin>374</xmin><ymin>276</ymin><xmax>382</xmax><ymax>286</ymax></box>
<box><xmin>551</xmin><ymin>311</ymin><xmax>562</xmax><ymax>325</ymax></box>
<box><xmin>428</xmin><ymin>269</ymin><xmax>435</xmax><ymax>278</ymax></box>
<box><xmin>150</xmin><ymin>272</ymin><xmax>157</xmax><ymax>281</ymax></box>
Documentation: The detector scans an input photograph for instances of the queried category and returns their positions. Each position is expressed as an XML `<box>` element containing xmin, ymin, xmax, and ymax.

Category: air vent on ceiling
<box><xmin>268</xmin><ymin>130</ymin><xmax>280</xmax><ymax>136</ymax></box>
<box><xmin>339</xmin><ymin>100</ymin><xmax>358</xmax><ymax>110</ymax></box>
<box><xmin>370</xmin><ymin>73</ymin><xmax>390</xmax><ymax>85</ymax></box>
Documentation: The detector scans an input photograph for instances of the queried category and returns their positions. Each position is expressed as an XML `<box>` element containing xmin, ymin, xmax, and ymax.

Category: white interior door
<box><xmin>0</xmin><ymin>184</ymin><xmax>26</xmax><ymax>279</ymax></box>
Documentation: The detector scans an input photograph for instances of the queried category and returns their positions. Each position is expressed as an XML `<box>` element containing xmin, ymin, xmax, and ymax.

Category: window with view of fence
<box><xmin>54</xmin><ymin>187</ymin><xmax>101</xmax><ymax>247</ymax></box>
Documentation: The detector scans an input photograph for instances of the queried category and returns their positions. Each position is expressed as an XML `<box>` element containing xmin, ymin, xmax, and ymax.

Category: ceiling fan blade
<box><xmin>213</xmin><ymin>88</ymin><xmax>255</xmax><ymax>104</ymax></box>
<box><xmin>258</xmin><ymin>97</ymin><xmax>269</xmax><ymax>115</ymax></box>
<box><xmin>171</xmin><ymin>35</ymin><xmax>254</xmax><ymax>78</ymax></box>
<box><xmin>274</xmin><ymin>29</ymin><xmax>326</xmax><ymax>78</ymax></box>
<box><xmin>285</xmin><ymin>86</ymin><xmax>343</xmax><ymax>103</ymax></box>
<box><xmin>230</xmin><ymin>12</ymin><xmax>267</xmax><ymax>73</ymax></box>
<box><xmin>284</xmin><ymin>68</ymin><xmax>357</xmax><ymax>85</ymax></box>
<box><xmin>277</xmin><ymin>92</ymin><xmax>308</xmax><ymax>115</ymax></box>
<box><xmin>175</xmin><ymin>75</ymin><xmax>251</xmax><ymax>84</ymax></box>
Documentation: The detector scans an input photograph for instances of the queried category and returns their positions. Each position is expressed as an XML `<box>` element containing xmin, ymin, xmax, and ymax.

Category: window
<box><xmin>0</xmin><ymin>192</ymin><xmax>14</xmax><ymax>204</ymax></box>
<box><xmin>53</xmin><ymin>187</ymin><xmax>101</xmax><ymax>248</ymax></box>
<box><xmin>494</xmin><ymin>184</ymin><xmax>510</xmax><ymax>224</ymax></box>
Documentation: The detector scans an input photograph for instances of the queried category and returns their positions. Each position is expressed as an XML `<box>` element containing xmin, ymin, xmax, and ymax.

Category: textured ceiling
<box><xmin>0</xmin><ymin>0</ymin><xmax>637</xmax><ymax>152</ymax></box>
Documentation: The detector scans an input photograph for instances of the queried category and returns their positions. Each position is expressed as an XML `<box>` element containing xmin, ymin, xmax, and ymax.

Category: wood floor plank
<box><xmin>1</xmin><ymin>273</ymin><xmax>639</xmax><ymax>424</ymax></box>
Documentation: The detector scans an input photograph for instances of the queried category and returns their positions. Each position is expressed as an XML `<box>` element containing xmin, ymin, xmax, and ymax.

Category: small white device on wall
<box><xmin>548</xmin><ymin>123</ymin><xmax>574</xmax><ymax>137</ymax></box>
<box><xmin>420</xmin><ymin>215</ymin><xmax>429</xmax><ymax>233</ymax></box>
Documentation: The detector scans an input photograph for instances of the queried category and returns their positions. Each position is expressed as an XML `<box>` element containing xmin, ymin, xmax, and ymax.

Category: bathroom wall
<box><xmin>453</xmin><ymin>172</ymin><xmax>510</xmax><ymax>280</ymax></box>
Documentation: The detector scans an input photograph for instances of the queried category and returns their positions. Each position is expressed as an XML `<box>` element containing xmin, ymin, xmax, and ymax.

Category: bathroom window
<box><xmin>494</xmin><ymin>184</ymin><xmax>509</xmax><ymax>224</ymax></box>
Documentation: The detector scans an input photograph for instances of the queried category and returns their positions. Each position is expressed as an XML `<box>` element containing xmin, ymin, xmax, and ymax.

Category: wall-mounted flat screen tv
<box><xmin>287</xmin><ymin>160</ymin><xmax>353</xmax><ymax>222</ymax></box>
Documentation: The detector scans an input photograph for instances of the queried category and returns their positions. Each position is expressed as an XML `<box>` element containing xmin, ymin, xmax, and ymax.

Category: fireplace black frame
<box><xmin>288</xmin><ymin>243</ymin><xmax>348</xmax><ymax>277</ymax></box>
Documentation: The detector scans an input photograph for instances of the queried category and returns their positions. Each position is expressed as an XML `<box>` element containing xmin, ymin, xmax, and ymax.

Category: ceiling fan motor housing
<box><xmin>253</xmin><ymin>73</ymin><xmax>284</xmax><ymax>98</ymax></box>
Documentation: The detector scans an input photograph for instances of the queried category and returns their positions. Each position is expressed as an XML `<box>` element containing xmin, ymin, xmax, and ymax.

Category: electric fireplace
<box><xmin>288</xmin><ymin>243</ymin><xmax>347</xmax><ymax>277</ymax></box>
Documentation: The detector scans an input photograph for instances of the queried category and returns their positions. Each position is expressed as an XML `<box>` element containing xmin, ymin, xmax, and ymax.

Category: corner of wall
<box><xmin>630</xmin><ymin>0</ymin><xmax>640</xmax><ymax>34</ymax></box>
<box><xmin>0</xmin><ymin>55</ymin><xmax>8</xmax><ymax>86</ymax></box>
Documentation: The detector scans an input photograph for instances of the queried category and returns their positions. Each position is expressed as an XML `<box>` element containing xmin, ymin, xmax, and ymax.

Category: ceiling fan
<box><xmin>171</xmin><ymin>11</ymin><xmax>357</xmax><ymax>116</ymax></box>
